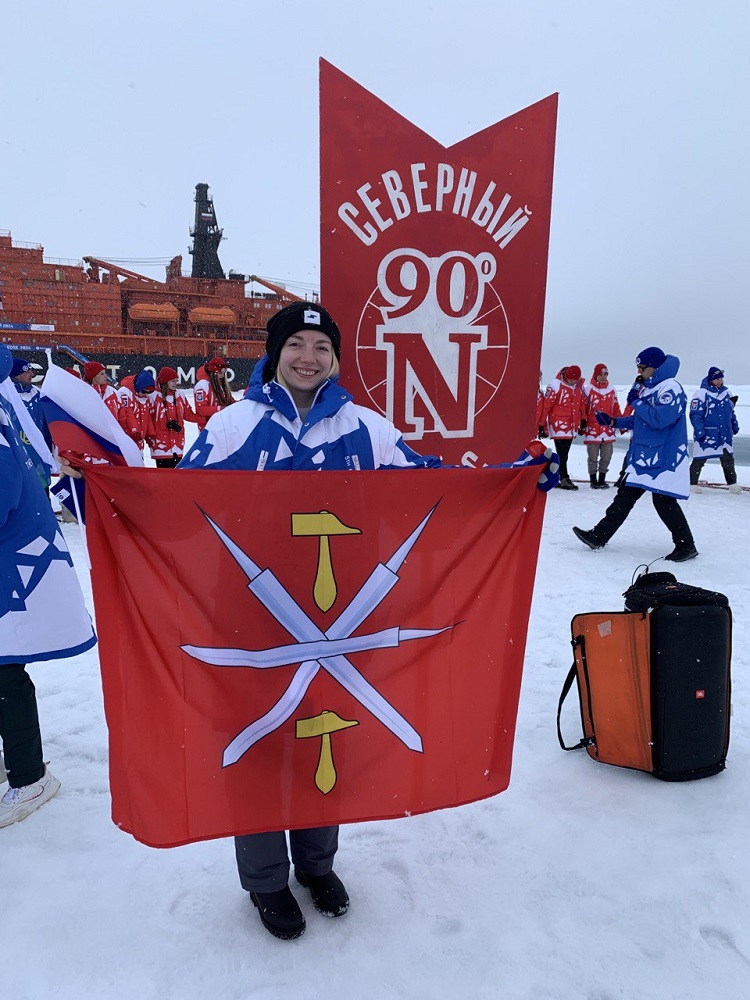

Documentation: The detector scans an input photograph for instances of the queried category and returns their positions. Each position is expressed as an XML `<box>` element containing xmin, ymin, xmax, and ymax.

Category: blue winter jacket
<box><xmin>613</xmin><ymin>354</ymin><xmax>690</xmax><ymax>499</ymax></box>
<box><xmin>0</xmin><ymin>345</ymin><xmax>97</xmax><ymax>664</ymax></box>
<box><xmin>179</xmin><ymin>357</ymin><xmax>559</xmax><ymax>488</ymax></box>
<box><xmin>180</xmin><ymin>357</ymin><xmax>442</xmax><ymax>471</ymax></box>
<box><xmin>14</xmin><ymin>380</ymin><xmax>53</xmax><ymax>448</ymax></box>
<box><xmin>689</xmin><ymin>378</ymin><xmax>739</xmax><ymax>458</ymax></box>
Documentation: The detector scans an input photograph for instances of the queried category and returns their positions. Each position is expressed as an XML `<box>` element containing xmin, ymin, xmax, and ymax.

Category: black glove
<box><xmin>578</xmin><ymin>420</ymin><xmax>587</xmax><ymax>435</ymax></box>
<box><xmin>537</xmin><ymin>425</ymin><xmax>546</xmax><ymax>438</ymax></box>
<box><xmin>166</xmin><ymin>420</ymin><xmax>182</xmax><ymax>433</ymax></box>
<box><xmin>595</xmin><ymin>410</ymin><xmax>613</xmax><ymax>427</ymax></box>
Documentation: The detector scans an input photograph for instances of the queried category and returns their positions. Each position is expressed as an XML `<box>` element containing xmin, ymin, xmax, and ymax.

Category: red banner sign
<box><xmin>86</xmin><ymin>465</ymin><xmax>545</xmax><ymax>847</ymax></box>
<box><xmin>320</xmin><ymin>61</ymin><xmax>557</xmax><ymax>467</ymax></box>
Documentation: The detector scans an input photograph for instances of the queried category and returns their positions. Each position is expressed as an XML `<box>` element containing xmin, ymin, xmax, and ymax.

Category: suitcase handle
<box><xmin>557</xmin><ymin>640</ymin><xmax>595</xmax><ymax>752</ymax></box>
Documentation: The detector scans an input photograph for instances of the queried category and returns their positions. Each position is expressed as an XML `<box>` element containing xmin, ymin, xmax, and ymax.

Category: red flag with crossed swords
<box><xmin>85</xmin><ymin>465</ymin><xmax>545</xmax><ymax>848</ymax></box>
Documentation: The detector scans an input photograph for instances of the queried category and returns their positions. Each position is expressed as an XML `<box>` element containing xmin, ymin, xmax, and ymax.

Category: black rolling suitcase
<box><xmin>558</xmin><ymin>572</ymin><xmax>731</xmax><ymax>781</ymax></box>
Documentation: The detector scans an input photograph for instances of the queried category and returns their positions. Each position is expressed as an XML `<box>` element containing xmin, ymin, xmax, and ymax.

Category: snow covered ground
<box><xmin>5</xmin><ymin>431</ymin><xmax>750</xmax><ymax>1000</ymax></box>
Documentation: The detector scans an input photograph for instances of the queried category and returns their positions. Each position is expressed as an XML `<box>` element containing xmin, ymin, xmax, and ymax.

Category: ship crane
<box><xmin>246</xmin><ymin>274</ymin><xmax>305</xmax><ymax>303</ymax></box>
<box><xmin>83</xmin><ymin>257</ymin><xmax>158</xmax><ymax>284</ymax></box>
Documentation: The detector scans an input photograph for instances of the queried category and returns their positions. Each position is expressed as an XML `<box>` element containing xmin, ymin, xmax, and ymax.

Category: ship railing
<box><xmin>43</xmin><ymin>255</ymin><xmax>86</xmax><ymax>267</ymax></box>
<box><xmin>1</xmin><ymin>329</ymin><xmax>266</xmax><ymax>360</ymax></box>
<box><xmin>0</xmin><ymin>235</ymin><xmax>45</xmax><ymax>250</ymax></box>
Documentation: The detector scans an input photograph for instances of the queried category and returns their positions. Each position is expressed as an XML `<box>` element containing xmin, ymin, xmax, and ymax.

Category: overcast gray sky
<box><xmin>2</xmin><ymin>1</ymin><xmax>748</xmax><ymax>381</ymax></box>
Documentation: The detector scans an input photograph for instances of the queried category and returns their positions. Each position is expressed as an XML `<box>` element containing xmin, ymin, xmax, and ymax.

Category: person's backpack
<box><xmin>557</xmin><ymin>572</ymin><xmax>731</xmax><ymax>781</ymax></box>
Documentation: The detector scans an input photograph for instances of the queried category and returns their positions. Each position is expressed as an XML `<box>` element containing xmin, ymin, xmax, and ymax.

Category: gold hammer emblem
<box><xmin>291</xmin><ymin>510</ymin><xmax>361</xmax><ymax>612</ymax></box>
<box><xmin>295</xmin><ymin>710</ymin><xmax>359</xmax><ymax>794</ymax></box>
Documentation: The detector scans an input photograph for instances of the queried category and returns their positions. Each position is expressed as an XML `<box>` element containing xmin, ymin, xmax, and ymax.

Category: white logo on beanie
<box><xmin>303</xmin><ymin>309</ymin><xmax>321</xmax><ymax>325</ymax></box>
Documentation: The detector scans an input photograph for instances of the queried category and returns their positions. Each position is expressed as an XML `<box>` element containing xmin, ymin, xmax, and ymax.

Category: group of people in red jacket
<box><xmin>537</xmin><ymin>363</ymin><xmax>627</xmax><ymax>490</ymax></box>
<box><xmin>80</xmin><ymin>356</ymin><xmax>236</xmax><ymax>467</ymax></box>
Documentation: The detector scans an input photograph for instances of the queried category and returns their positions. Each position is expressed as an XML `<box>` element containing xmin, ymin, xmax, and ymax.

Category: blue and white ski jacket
<box><xmin>14</xmin><ymin>380</ymin><xmax>52</xmax><ymax>446</ymax></box>
<box><xmin>179</xmin><ymin>357</ymin><xmax>442</xmax><ymax>471</ymax></box>
<box><xmin>613</xmin><ymin>355</ymin><xmax>690</xmax><ymax>499</ymax></box>
<box><xmin>0</xmin><ymin>346</ymin><xmax>97</xmax><ymax>665</ymax></box>
<box><xmin>689</xmin><ymin>378</ymin><xmax>739</xmax><ymax>459</ymax></box>
<box><xmin>179</xmin><ymin>357</ymin><xmax>559</xmax><ymax>489</ymax></box>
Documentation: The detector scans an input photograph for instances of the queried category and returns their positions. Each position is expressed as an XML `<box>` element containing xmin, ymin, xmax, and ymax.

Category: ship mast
<box><xmin>189</xmin><ymin>183</ymin><xmax>225</xmax><ymax>279</ymax></box>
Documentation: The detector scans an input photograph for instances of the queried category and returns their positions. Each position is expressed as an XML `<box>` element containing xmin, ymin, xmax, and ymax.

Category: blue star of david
<box><xmin>1</xmin><ymin>528</ymin><xmax>74</xmax><ymax>617</ymax></box>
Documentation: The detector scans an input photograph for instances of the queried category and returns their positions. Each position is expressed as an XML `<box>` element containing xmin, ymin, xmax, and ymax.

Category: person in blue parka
<box><xmin>0</xmin><ymin>345</ymin><xmax>97</xmax><ymax>829</ymax></box>
<box><xmin>572</xmin><ymin>346</ymin><xmax>698</xmax><ymax>562</ymax></box>
<box><xmin>10</xmin><ymin>357</ymin><xmax>53</xmax><ymax>490</ymax></box>
<box><xmin>689</xmin><ymin>366</ymin><xmax>741</xmax><ymax>493</ymax></box>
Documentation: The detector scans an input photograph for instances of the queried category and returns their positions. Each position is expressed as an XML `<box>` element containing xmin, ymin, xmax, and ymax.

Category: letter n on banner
<box><xmin>320</xmin><ymin>60</ymin><xmax>557</xmax><ymax>466</ymax></box>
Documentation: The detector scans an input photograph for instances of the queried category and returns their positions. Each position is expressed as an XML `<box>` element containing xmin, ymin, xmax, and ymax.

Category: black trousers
<box><xmin>690</xmin><ymin>449</ymin><xmax>737</xmax><ymax>485</ymax></box>
<box><xmin>554</xmin><ymin>438</ymin><xmax>572</xmax><ymax>480</ymax></box>
<box><xmin>155</xmin><ymin>456</ymin><xmax>180</xmax><ymax>469</ymax></box>
<box><xmin>590</xmin><ymin>483</ymin><xmax>695</xmax><ymax>548</ymax></box>
<box><xmin>235</xmin><ymin>826</ymin><xmax>339</xmax><ymax>893</ymax></box>
<box><xmin>0</xmin><ymin>664</ymin><xmax>44</xmax><ymax>789</ymax></box>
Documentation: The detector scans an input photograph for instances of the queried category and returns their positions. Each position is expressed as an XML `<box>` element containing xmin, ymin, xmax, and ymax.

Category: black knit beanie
<box><xmin>264</xmin><ymin>301</ymin><xmax>341</xmax><ymax>380</ymax></box>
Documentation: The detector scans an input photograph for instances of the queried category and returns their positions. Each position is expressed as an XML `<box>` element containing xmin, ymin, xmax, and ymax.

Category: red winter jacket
<box><xmin>540</xmin><ymin>372</ymin><xmax>588</xmax><ymax>439</ymax></box>
<box><xmin>147</xmin><ymin>389</ymin><xmax>198</xmax><ymax>458</ymax></box>
<box><xmin>94</xmin><ymin>382</ymin><xmax>121</xmax><ymax>421</ymax></box>
<box><xmin>194</xmin><ymin>366</ymin><xmax>235</xmax><ymax>431</ymax></box>
<box><xmin>118</xmin><ymin>377</ymin><xmax>153</xmax><ymax>450</ymax></box>
<box><xmin>582</xmin><ymin>366</ymin><xmax>623</xmax><ymax>443</ymax></box>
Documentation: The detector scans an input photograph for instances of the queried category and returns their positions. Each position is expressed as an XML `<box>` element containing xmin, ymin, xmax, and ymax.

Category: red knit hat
<box><xmin>84</xmin><ymin>361</ymin><xmax>105</xmax><ymax>382</ymax></box>
<box><xmin>592</xmin><ymin>363</ymin><xmax>609</xmax><ymax>382</ymax></box>
<box><xmin>205</xmin><ymin>356</ymin><xmax>227</xmax><ymax>373</ymax></box>
<box><xmin>564</xmin><ymin>365</ymin><xmax>581</xmax><ymax>381</ymax></box>
<box><xmin>158</xmin><ymin>366</ymin><xmax>178</xmax><ymax>385</ymax></box>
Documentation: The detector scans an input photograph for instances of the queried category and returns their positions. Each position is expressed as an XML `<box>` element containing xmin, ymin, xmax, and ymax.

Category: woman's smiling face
<box><xmin>277</xmin><ymin>329</ymin><xmax>334</xmax><ymax>402</ymax></box>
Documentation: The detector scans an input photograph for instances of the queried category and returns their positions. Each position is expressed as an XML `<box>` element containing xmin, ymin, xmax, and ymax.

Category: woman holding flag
<box><xmin>179</xmin><ymin>301</ymin><xmax>557</xmax><ymax>940</ymax></box>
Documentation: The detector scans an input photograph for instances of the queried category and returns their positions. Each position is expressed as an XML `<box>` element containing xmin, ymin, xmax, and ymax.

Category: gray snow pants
<box><xmin>235</xmin><ymin>826</ymin><xmax>339</xmax><ymax>893</ymax></box>
<box><xmin>586</xmin><ymin>441</ymin><xmax>614</xmax><ymax>477</ymax></box>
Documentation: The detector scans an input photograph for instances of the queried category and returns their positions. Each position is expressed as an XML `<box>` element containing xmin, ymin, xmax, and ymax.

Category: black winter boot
<box><xmin>572</xmin><ymin>526</ymin><xmax>605</xmax><ymax>550</ymax></box>
<box><xmin>589</xmin><ymin>474</ymin><xmax>599</xmax><ymax>489</ymax></box>
<box><xmin>250</xmin><ymin>887</ymin><xmax>306</xmax><ymax>940</ymax></box>
<box><xmin>597</xmin><ymin>472</ymin><xmax>610</xmax><ymax>489</ymax></box>
<box><xmin>664</xmin><ymin>544</ymin><xmax>699</xmax><ymax>563</ymax></box>
<box><xmin>295</xmin><ymin>869</ymin><xmax>350</xmax><ymax>917</ymax></box>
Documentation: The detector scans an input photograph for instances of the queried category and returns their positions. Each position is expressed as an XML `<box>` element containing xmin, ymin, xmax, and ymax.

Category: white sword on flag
<box><xmin>182</xmin><ymin>505</ymin><xmax>452</xmax><ymax>765</ymax></box>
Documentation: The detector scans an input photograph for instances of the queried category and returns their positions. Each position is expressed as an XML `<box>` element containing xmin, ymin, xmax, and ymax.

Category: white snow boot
<box><xmin>0</xmin><ymin>766</ymin><xmax>61</xmax><ymax>828</ymax></box>
<box><xmin>728</xmin><ymin>482</ymin><xmax>742</xmax><ymax>494</ymax></box>
<box><xmin>690</xmin><ymin>484</ymin><xmax>703</xmax><ymax>494</ymax></box>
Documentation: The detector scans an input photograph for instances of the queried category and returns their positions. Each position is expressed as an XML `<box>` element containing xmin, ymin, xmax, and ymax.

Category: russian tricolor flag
<box><xmin>41</xmin><ymin>363</ymin><xmax>143</xmax><ymax>468</ymax></box>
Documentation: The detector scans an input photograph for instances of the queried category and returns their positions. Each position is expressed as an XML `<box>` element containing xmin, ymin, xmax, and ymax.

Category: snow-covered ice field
<box><xmin>4</xmin><ymin>423</ymin><xmax>750</xmax><ymax>1000</ymax></box>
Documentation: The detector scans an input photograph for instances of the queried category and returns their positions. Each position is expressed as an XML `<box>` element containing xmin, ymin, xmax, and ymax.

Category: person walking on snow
<box><xmin>572</xmin><ymin>346</ymin><xmax>698</xmax><ymax>562</ymax></box>
<box><xmin>540</xmin><ymin>365</ymin><xmax>587</xmax><ymax>489</ymax></box>
<box><xmin>582</xmin><ymin>363</ymin><xmax>622</xmax><ymax>489</ymax></box>
<box><xmin>689</xmin><ymin>366</ymin><xmax>741</xmax><ymax>494</ymax></box>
